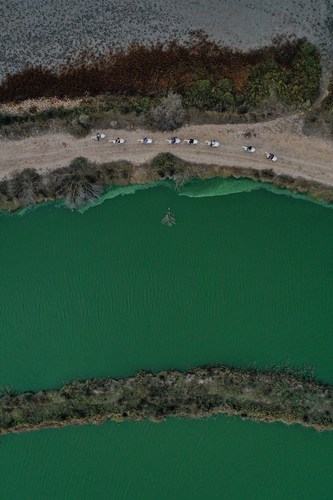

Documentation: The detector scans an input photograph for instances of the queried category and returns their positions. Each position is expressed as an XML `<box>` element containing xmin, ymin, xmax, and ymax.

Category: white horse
<box><xmin>91</xmin><ymin>133</ymin><xmax>106</xmax><ymax>141</ymax></box>
<box><xmin>205</xmin><ymin>140</ymin><xmax>219</xmax><ymax>147</ymax></box>
<box><xmin>165</xmin><ymin>138</ymin><xmax>181</xmax><ymax>144</ymax></box>
<box><xmin>265</xmin><ymin>152</ymin><xmax>277</xmax><ymax>161</ymax></box>
<box><xmin>138</xmin><ymin>138</ymin><xmax>153</xmax><ymax>144</ymax></box>
<box><xmin>109</xmin><ymin>138</ymin><xmax>125</xmax><ymax>144</ymax></box>
<box><xmin>242</xmin><ymin>146</ymin><xmax>256</xmax><ymax>153</ymax></box>
<box><xmin>183</xmin><ymin>139</ymin><xmax>198</xmax><ymax>145</ymax></box>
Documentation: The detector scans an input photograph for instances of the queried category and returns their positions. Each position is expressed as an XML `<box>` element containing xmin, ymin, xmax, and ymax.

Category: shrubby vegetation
<box><xmin>51</xmin><ymin>157</ymin><xmax>103</xmax><ymax>208</ymax></box>
<box><xmin>0</xmin><ymin>157</ymin><xmax>134</xmax><ymax>210</ymax></box>
<box><xmin>68</xmin><ymin>113</ymin><xmax>92</xmax><ymax>137</ymax></box>
<box><xmin>150</xmin><ymin>153</ymin><xmax>195</xmax><ymax>189</ymax></box>
<box><xmin>0</xmin><ymin>154</ymin><xmax>332</xmax><ymax>213</ymax></box>
<box><xmin>8</xmin><ymin>168</ymin><xmax>44</xmax><ymax>206</ymax></box>
<box><xmin>184</xmin><ymin>78</ymin><xmax>236</xmax><ymax>112</ymax></box>
<box><xmin>0</xmin><ymin>36</ymin><xmax>321</xmax><ymax>138</ymax></box>
<box><xmin>145</xmin><ymin>93</ymin><xmax>185</xmax><ymax>131</ymax></box>
<box><xmin>303</xmin><ymin>72</ymin><xmax>333</xmax><ymax>139</ymax></box>
<box><xmin>0</xmin><ymin>364</ymin><xmax>332</xmax><ymax>435</ymax></box>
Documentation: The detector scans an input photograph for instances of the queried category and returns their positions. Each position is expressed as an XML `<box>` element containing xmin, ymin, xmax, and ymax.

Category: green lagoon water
<box><xmin>0</xmin><ymin>179</ymin><xmax>332</xmax><ymax>499</ymax></box>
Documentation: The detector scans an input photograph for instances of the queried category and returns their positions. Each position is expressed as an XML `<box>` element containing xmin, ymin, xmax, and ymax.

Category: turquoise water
<box><xmin>0</xmin><ymin>179</ymin><xmax>332</xmax><ymax>498</ymax></box>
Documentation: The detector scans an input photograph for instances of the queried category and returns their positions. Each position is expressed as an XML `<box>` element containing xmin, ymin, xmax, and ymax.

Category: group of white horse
<box><xmin>92</xmin><ymin>134</ymin><xmax>277</xmax><ymax>161</ymax></box>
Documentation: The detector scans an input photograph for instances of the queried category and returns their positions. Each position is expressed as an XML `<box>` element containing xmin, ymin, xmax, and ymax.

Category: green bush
<box><xmin>69</xmin><ymin>156</ymin><xmax>91</xmax><ymax>170</ymax></box>
<box><xmin>150</xmin><ymin>153</ymin><xmax>177</xmax><ymax>176</ymax></box>
<box><xmin>290</xmin><ymin>42</ymin><xmax>321</xmax><ymax>103</ymax></box>
<box><xmin>185</xmin><ymin>79</ymin><xmax>236</xmax><ymax>112</ymax></box>
<box><xmin>242</xmin><ymin>59</ymin><xmax>288</xmax><ymax>106</ymax></box>
<box><xmin>241</xmin><ymin>43</ymin><xmax>320</xmax><ymax>108</ymax></box>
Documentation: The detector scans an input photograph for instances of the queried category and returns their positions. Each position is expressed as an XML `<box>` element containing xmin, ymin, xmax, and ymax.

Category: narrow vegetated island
<box><xmin>0</xmin><ymin>365</ymin><xmax>332</xmax><ymax>435</ymax></box>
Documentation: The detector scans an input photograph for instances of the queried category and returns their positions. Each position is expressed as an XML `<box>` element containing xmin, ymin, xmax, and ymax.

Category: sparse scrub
<box><xmin>99</xmin><ymin>160</ymin><xmax>133</xmax><ymax>184</ymax></box>
<box><xmin>67</xmin><ymin>113</ymin><xmax>92</xmax><ymax>137</ymax></box>
<box><xmin>8</xmin><ymin>168</ymin><xmax>44</xmax><ymax>206</ymax></box>
<box><xmin>303</xmin><ymin>72</ymin><xmax>333</xmax><ymax>138</ymax></box>
<box><xmin>173</xmin><ymin>166</ymin><xmax>194</xmax><ymax>190</ymax></box>
<box><xmin>303</xmin><ymin>109</ymin><xmax>333</xmax><ymax>139</ymax></box>
<box><xmin>145</xmin><ymin>93</ymin><xmax>185</xmax><ymax>130</ymax></box>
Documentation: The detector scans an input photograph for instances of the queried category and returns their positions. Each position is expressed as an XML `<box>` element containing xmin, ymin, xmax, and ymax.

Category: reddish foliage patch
<box><xmin>0</xmin><ymin>33</ymin><xmax>306</xmax><ymax>103</ymax></box>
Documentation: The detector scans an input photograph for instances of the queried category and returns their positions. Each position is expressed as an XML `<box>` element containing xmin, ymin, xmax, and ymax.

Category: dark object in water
<box><xmin>161</xmin><ymin>207</ymin><xmax>176</xmax><ymax>226</ymax></box>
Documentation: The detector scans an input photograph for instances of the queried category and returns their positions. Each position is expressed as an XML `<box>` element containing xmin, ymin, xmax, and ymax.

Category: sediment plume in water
<box><xmin>0</xmin><ymin>365</ymin><xmax>332</xmax><ymax>435</ymax></box>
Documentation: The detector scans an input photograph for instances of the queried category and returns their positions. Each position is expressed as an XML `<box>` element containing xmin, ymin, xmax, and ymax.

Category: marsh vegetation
<box><xmin>303</xmin><ymin>73</ymin><xmax>333</xmax><ymax>139</ymax></box>
<box><xmin>0</xmin><ymin>37</ymin><xmax>322</xmax><ymax>139</ymax></box>
<box><xmin>0</xmin><ymin>364</ymin><xmax>332</xmax><ymax>435</ymax></box>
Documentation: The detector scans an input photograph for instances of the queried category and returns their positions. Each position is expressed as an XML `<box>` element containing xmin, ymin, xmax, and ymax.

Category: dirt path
<box><xmin>1</xmin><ymin>114</ymin><xmax>333</xmax><ymax>185</ymax></box>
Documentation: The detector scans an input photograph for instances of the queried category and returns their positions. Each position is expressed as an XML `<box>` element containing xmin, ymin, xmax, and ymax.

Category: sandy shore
<box><xmin>0</xmin><ymin>114</ymin><xmax>332</xmax><ymax>186</ymax></box>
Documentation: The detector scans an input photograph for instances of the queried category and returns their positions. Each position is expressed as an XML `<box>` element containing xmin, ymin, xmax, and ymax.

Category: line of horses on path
<box><xmin>92</xmin><ymin>133</ymin><xmax>278</xmax><ymax>161</ymax></box>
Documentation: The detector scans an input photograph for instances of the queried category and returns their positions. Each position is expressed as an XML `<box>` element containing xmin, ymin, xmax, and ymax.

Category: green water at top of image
<box><xmin>0</xmin><ymin>179</ymin><xmax>332</xmax><ymax>499</ymax></box>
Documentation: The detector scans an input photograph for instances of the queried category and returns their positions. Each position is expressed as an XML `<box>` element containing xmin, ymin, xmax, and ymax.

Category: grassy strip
<box><xmin>0</xmin><ymin>154</ymin><xmax>332</xmax><ymax>213</ymax></box>
<box><xmin>0</xmin><ymin>365</ymin><xmax>332</xmax><ymax>435</ymax></box>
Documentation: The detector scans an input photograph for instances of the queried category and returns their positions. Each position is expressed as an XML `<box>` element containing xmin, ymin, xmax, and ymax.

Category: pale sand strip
<box><xmin>0</xmin><ymin>114</ymin><xmax>332</xmax><ymax>185</ymax></box>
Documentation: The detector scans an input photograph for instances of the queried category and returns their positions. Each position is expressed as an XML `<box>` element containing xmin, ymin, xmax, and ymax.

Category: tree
<box><xmin>52</xmin><ymin>158</ymin><xmax>103</xmax><ymax>208</ymax></box>
<box><xmin>8</xmin><ymin>168</ymin><xmax>43</xmax><ymax>206</ymax></box>
<box><xmin>146</xmin><ymin>93</ymin><xmax>185</xmax><ymax>130</ymax></box>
